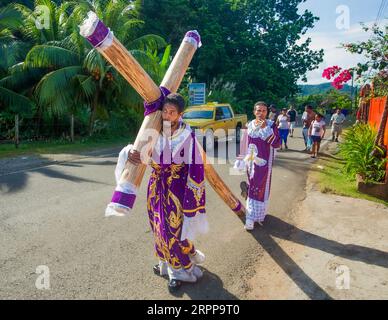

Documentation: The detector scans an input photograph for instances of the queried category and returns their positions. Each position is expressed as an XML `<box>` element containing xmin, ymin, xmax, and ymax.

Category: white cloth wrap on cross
<box><xmin>79</xmin><ymin>11</ymin><xmax>113</xmax><ymax>50</ymax></box>
<box><xmin>105</xmin><ymin>144</ymin><xmax>138</xmax><ymax>217</ymax></box>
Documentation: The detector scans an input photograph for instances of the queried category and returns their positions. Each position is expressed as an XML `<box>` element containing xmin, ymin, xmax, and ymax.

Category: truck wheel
<box><xmin>203</xmin><ymin>129</ymin><xmax>215</xmax><ymax>152</ymax></box>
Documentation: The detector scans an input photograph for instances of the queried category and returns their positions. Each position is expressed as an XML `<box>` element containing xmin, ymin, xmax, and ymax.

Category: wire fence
<box><xmin>0</xmin><ymin>115</ymin><xmax>86</xmax><ymax>148</ymax></box>
<box><xmin>0</xmin><ymin>112</ymin><xmax>141</xmax><ymax>148</ymax></box>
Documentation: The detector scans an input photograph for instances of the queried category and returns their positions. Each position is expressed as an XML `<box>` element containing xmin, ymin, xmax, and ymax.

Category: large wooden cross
<box><xmin>80</xmin><ymin>12</ymin><xmax>245</xmax><ymax>217</ymax></box>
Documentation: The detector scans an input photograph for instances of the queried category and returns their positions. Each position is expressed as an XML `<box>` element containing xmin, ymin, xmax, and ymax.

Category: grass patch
<box><xmin>0</xmin><ymin>135</ymin><xmax>132</xmax><ymax>159</ymax></box>
<box><xmin>310</xmin><ymin>152</ymin><xmax>388</xmax><ymax>206</ymax></box>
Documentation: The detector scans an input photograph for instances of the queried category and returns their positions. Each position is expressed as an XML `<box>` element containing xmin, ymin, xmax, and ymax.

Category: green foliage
<box><xmin>298</xmin><ymin>83</ymin><xmax>354</xmax><ymax>96</ymax></box>
<box><xmin>0</xmin><ymin>0</ymin><xmax>170</xmax><ymax>140</ymax></box>
<box><xmin>342</xmin><ymin>24</ymin><xmax>387</xmax><ymax>96</ymax></box>
<box><xmin>139</xmin><ymin>0</ymin><xmax>323</xmax><ymax>110</ymax></box>
<box><xmin>207</xmin><ymin>78</ymin><xmax>239</xmax><ymax>108</ymax></box>
<box><xmin>0</xmin><ymin>86</ymin><xmax>34</xmax><ymax>115</ymax></box>
<box><xmin>294</xmin><ymin>89</ymin><xmax>353</xmax><ymax>114</ymax></box>
<box><xmin>0</xmin><ymin>4</ymin><xmax>23</xmax><ymax>30</ymax></box>
<box><xmin>0</xmin><ymin>0</ymin><xmax>324</xmax><ymax>143</ymax></box>
<box><xmin>343</xmin><ymin>24</ymin><xmax>387</xmax><ymax>78</ymax></box>
<box><xmin>339</xmin><ymin>124</ymin><xmax>387</xmax><ymax>183</ymax></box>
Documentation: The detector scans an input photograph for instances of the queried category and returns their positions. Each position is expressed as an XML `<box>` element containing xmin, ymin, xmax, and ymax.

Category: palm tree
<box><xmin>2</xmin><ymin>0</ymin><xmax>171</xmax><ymax>137</ymax></box>
<box><xmin>0</xmin><ymin>4</ymin><xmax>36</xmax><ymax>124</ymax></box>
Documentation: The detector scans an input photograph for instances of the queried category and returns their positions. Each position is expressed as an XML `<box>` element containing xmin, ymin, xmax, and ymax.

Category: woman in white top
<box><xmin>308</xmin><ymin>113</ymin><xmax>326</xmax><ymax>158</ymax></box>
<box><xmin>276</xmin><ymin>108</ymin><xmax>290</xmax><ymax>150</ymax></box>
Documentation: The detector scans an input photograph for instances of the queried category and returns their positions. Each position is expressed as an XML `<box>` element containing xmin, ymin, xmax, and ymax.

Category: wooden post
<box><xmin>70</xmin><ymin>114</ymin><xmax>74</xmax><ymax>143</ymax></box>
<box><xmin>15</xmin><ymin>114</ymin><xmax>19</xmax><ymax>149</ymax></box>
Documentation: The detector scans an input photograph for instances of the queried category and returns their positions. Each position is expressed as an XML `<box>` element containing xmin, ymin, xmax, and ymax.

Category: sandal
<box><xmin>168</xmin><ymin>279</ymin><xmax>182</xmax><ymax>293</ymax></box>
<box><xmin>153</xmin><ymin>263</ymin><xmax>168</xmax><ymax>278</ymax></box>
<box><xmin>240</xmin><ymin>181</ymin><xmax>248</xmax><ymax>200</ymax></box>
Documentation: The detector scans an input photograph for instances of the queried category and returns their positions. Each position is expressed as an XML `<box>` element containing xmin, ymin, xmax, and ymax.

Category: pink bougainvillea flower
<box><xmin>322</xmin><ymin>66</ymin><xmax>342</xmax><ymax>80</ymax></box>
<box><xmin>331</xmin><ymin>69</ymin><xmax>352</xmax><ymax>89</ymax></box>
<box><xmin>322</xmin><ymin>66</ymin><xmax>352</xmax><ymax>89</ymax></box>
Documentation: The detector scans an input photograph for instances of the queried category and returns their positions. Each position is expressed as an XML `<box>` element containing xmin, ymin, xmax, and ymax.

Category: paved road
<box><xmin>0</xmin><ymin>128</ymin><xmax>323</xmax><ymax>299</ymax></box>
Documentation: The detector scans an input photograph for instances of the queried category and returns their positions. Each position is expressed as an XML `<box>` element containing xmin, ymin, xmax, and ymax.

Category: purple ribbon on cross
<box><xmin>143</xmin><ymin>86</ymin><xmax>171</xmax><ymax>116</ymax></box>
<box><xmin>111</xmin><ymin>191</ymin><xmax>136</xmax><ymax>209</ymax></box>
<box><xmin>86</xmin><ymin>20</ymin><xmax>110</xmax><ymax>48</ymax></box>
<box><xmin>185</xmin><ymin>31</ymin><xmax>202</xmax><ymax>48</ymax></box>
<box><xmin>232</xmin><ymin>200</ymin><xmax>242</xmax><ymax>213</ymax></box>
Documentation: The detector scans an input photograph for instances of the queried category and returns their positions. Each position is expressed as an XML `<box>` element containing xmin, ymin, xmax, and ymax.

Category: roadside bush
<box><xmin>339</xmin><ymin>123</ymin><xmax>387</xmax><ymax>183</ymax></box>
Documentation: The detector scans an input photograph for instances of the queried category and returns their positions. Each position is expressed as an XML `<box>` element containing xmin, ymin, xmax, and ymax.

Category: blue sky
<box><xmin>297</xmin><ymin>0</ymin><xmax>387</xmax><ymax>84</ymax></box>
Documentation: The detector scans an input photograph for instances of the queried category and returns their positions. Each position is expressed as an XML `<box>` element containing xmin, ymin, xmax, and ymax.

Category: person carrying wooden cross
<box><xmin>121</xmin><ymin>93</ymin><xmax>208</xmax><ymax>292</ymax></box>
<box><xmin>80</xmin><ymin>12</ymin><xmax>244</xmax><ymax>292</ymax></box>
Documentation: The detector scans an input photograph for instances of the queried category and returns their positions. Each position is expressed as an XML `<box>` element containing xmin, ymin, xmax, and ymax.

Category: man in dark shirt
<box><xmin>287</xmin><ymin>105</ymin><xmax>298</xmax><ymax>137</ymax></box>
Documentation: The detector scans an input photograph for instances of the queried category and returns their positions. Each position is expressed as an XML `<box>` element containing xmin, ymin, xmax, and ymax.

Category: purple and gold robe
<box><xmin>237</xmin><ymin>120</ymin><xmax>280</xmax><ymax>223</ymax></box>
<box><xmin>147</xmin><ymin>122</ymin><xmax>207</xmax><ymax>271</ymax></box>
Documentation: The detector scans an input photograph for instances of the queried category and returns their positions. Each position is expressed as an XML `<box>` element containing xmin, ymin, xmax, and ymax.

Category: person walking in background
<box><xmin>308</xmin><ymin>113</ymin><xmax>326</xmax><ymax>159</ymax></box>
<box><xmin>268</xmin><ymin>105</ymin><xmax>279</xmax><ymax>122</ymax></box>
<box><xmin>301</xmin><ymin>105</ymin><xmax>316</xmax><ymax>151</ymax></box>
<box><xmin>287</xmin><ymin>105</ymin><xmax>298</xmax><ymax>137</ymax></box>
<box><xmin>330</xmin><ymin>108</ymin><xmax>346</xmax><ymax>142</ymax></box>
<box><xmin>235</xmin><ymin>101</ymin><xmax>281</xmax><ymax>231</ymax></box>
<box><xmin>277</xmin><ymin>108</ymin><xmax>290</xmax><ymax>150</ymax></box>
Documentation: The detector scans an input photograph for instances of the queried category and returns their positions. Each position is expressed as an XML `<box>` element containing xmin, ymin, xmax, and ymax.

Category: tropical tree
<box><xmin>0</xmin><ymin>3</ymin><xmax>36</xmax><ymax>137</ymax></box>
<box><xmin>138</xmin><ymin>0</ymin><xmax>324</xmax><ymax>112</ymax></box>
<box><xmin>1</xmin><ymin>0</ymin><xmax>171</xmax><ymax>137</ymax></box>
<box><xmin>344</xmin><ymin>24</ymin><xmax>387</xmax><ymax>97</ymax></box>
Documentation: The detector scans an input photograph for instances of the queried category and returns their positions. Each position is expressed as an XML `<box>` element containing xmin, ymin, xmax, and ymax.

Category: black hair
<box><xmin>305</xmin><ymin>105</ymin><xmax>313</xmax><ymax>110</ymax></box>
<box><xmin>254</xmin><ymin>101</ymin><xmax>268</xmax><ymax>110</ymax></box>
<box><xmin>163</xmin><ymin>93</ymin><xmax>186</xmax><ymax>113</ymax></box>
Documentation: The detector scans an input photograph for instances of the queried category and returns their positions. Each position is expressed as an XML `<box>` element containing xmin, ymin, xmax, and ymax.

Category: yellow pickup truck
<box><xmin>182</xmin><ymin>103</ymin><xmax>248</xmax><ymax>150</ymax></box>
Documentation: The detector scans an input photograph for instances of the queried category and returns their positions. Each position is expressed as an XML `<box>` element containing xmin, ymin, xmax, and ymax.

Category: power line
<box><xmin>375</xmin><ymin>0</ymin><xmax>387</xmax><ymax>25</ymax></box>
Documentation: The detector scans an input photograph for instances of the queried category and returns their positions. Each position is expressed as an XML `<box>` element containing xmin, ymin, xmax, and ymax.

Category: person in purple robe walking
<box><xmin>122</xmin><ymin>93</ymin><xmax>208</xmax><ymax>292</ymax></box>
<box><xmin>234</xmin><ymin>101</ymin><xmax>281</xmax><ymax>231</ymax></box>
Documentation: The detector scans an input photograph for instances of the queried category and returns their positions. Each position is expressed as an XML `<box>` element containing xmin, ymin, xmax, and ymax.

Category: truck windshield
<box><xmin>183</xmin><ymin>110</ymin><xmax>214</xmax><ymax>119</ymax></box>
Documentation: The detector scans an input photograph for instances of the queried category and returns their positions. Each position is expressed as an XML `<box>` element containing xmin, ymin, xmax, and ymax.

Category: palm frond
<box><xmin>35</xmin><ymin>66</ymin><xmax>83</xmax><ymax>115</ymax></box>
<box><xmin>0</xmin><ymin>62</ymin><xmax>46</xmax><ymax>91</ymax></box>
<box><xmin>0</xmin><ymin>5</ymin><xmax>23</xmax><ymax>30</ymax></box>
<box><xmin>0</xmin><ymin>86</ymin><xmax>34</xmax><ymax>114</ymax></box>
<box><xmin>128</xmin><ymin>34</ymin><xmax>167</xmax><ymax>52</ymax></box>
<box><xmin>160</xmin><ymin>45</ymin><xmax>172</xmax><ymax>70</ymax></box>
<box><xmin>75</xmin><ymin>75</ymin><xmax>97</xmax><ymax>99</ymax></box>
<box><xmin>83</xmin><ymin>48</ymin><xmax>105</xmax><ymax>73</ymax></box>
<box><xmin>25</xmin><ymin>45</ymin><xmax>80</xmax><ymax>68</ymax></box>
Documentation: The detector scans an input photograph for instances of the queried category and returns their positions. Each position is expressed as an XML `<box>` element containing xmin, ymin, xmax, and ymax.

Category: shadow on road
<box><xmin>245</xmin><ymin>215</ymin><xmax>332</xmax><ymax>300</ymax></box>
<box><xmin>169</xmin><ymin>267</ymin><xmax>239</xmax><ymax>300</ymax></box>
<box><xmin>241</xmin><ymin>214</ymin><xmax>388</xmax><ymax>299</ymax></box>
<box><xmin>265</xmin><ymin>215</ymin><xmax>388</xmax><ymax>269</ymax></box>
<box><xmin>0</xmin><ymin>163</ymin><xmax>110</xmax><ymax>195</ymax></box>
<box><xmin>35</xmin><ymin>167</ymin><xmax>110</xmax><ymax>186</ymax></box>
<box><xmin>0</xmin><ymin>172</ymin><xmax>28</xmax><ymax>194</ymax></box>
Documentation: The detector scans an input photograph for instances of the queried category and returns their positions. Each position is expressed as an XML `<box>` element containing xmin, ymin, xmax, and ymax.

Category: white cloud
<box><xmin>298</xmin><ymin>19</ymin><xmax>387</xmax><ymax>85</ymax></box>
